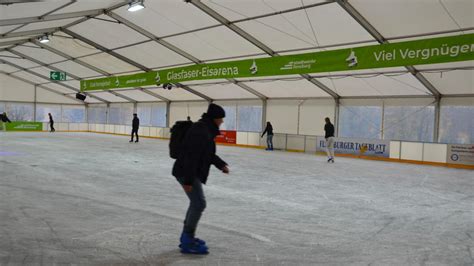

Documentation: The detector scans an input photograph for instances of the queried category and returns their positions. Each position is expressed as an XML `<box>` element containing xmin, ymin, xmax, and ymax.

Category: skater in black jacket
<box><xmin>261</xmin><ymin>121</ymin><xmax>274</xmax><ymax>150</ymax></box>
<box><xmin>1</xmin><ymin>112</ymin><xmax>12</xmax><ymax>131</ymax></box>
<box><xmin>172</xmin><ymin>103</ymin><xmax>229</xmax><ymax>254</ymax></box>
<box><xmin>130</xmin><ymin>114</ymin><xmax>139</xmax><ymax>143</ymax></box>
<box><xmin>324</xmin><ymin>117</ymin><xmax>335</xmax><ymax>163</ymax></box>
<box><xmin>48</xmin><ymin>113</ymin><xmax>55</xmax><ymax>132</ymax></box>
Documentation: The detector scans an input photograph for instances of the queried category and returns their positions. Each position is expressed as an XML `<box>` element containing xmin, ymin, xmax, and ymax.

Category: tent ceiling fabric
<box><xmin>12</xmin><ymin>44</ymin><xmax>66</xmax><ymax>64</ymax></box>
<box><xmin>0</xmin><ymin>1</ymin><xmax>71</xmax><ymax>20</ymax></box>
<box><xmin>350</xmin><ymin>0</ymin><xmax>474</xmax><ymax>38</ymax></box>
<box><xmin>114</xmin><ymin>41</ymin><xmax>192</xmax><ymax>69</ymax></box>
<box><xmin>51</xmin><ymin>0</ymin><xmax>124</xmax><ymax>15</ymax></box>
<box><xmin>164</xmin><ymin>26</ymin><xmax>264</xmax><ymax>61</ymax></box>
<box><xmin>17</xmin><ymin>18</ymin><xmax>78</xmax><ymax>32</ymax></box>
<box><xmin>113</xmin><ymin>0</ymin><xmax>219</xmax><ymax>37</ymax></box>
<box><xmin>0</xmin><ymin>51</ymin><xmax>40</xmax><ymax>68</ymax></box>
<box><xmin>236</xmin><ymin>4</ymin><xmax>375</xmax><ymax>51</ymax></box>
<box><xmin>202</xmin><ymin>0</ymin><xmax>329</xmax><ymax>21</ymax></box>
<box><xmin>0</xmin><ymin>0</ymin><xmax>473</xmax><ymax>104</ymax></box>
<box><xmin>317</xmin><ymin>73</ymin><xmax>431</xmax><ymax>97</ymax></box>
<box><xmin>42</xmin><ymin>33</ymin><xmax>99</xmax><ymax>58</ymax></box>
<box><xmin>68</xmin><ymin>15</ymin><xmax>150</xmax><ymax>50</ymax></box>
<box><xmin>79</xmin><ymin>53</ymin><xmax>140</xmax><ymax>74</ymax></box>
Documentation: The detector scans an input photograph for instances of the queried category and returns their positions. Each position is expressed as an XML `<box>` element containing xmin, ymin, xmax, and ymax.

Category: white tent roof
<box><xmin>1</xmin><ymin>0</ymin><xmax>473</xmax><ymax>104</ymax></box>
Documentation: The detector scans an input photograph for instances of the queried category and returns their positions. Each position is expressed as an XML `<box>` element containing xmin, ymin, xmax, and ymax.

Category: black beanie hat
<box><xmin>206</xmin><ymin>103</ymin><xmax>226</xmax><ymax>119</ymax></box>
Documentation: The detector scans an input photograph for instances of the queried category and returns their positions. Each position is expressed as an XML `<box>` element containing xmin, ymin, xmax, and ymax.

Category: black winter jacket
<box><xmin>261</xmin><ymin>124</ymin><xmax>273</xmax><ymax>137</ymax></box>
<box><xmin>172</xmin><ymin>115</ymin><xmax>227</xmax><ymax>185</ymax></box>
<box><xmin>0</xmin><ymin>114</ymin><xmax>11</xmax><ymax>123</ymax></box>
<box><xmin>132</xmin><ymin>117</ymin><xmax>140</xmax><ymax>130</ymax></box>
<box><xmin>324</xmin><ymin>123</ymin><xmax>334</xmax><ymax>139</ymax></box>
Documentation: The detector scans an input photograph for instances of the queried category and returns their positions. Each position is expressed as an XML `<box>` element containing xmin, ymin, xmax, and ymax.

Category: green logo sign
<box><xmin>5</xmin><ymin>122</ymin><xmax>42</xmax><ymax>131</ymax></box>
<box><xmin>80</xmin><ymin>33</ymin><xmax>474</xmax><ymax>91</ymax></box>
<box><xmin>50</xmin><ymin>71</ymin><xmax>67</xmax><ymax>81</ymax></box>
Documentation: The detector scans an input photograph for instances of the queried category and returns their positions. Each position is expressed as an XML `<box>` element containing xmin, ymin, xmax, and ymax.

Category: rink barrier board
<box><xmin>5</xmin><ymin>128</ymin><xmax>472</xmax><ymax>170</ymax></box>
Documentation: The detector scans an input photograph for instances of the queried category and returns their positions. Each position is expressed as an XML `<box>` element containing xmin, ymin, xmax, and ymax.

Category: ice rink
<box><xmin>0</xmin><ymin>132</ymin><xmax>473</xmax><ymax>265</ymax></box>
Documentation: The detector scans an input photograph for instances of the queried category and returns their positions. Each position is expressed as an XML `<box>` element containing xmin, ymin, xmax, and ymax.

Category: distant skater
<box><xmin>261</xmin><ymin>121</ymin><xmax>274</xmax><ymax>150</ymax></box>
<box><xmin>324</xmin><ymin>117</ymin><xmax>335</xmax><ymax>163</ymax></box>
<box><xmin>48</xmin><ymin>113</ymin><xmax>55</xmax><ymax>132</ymax></box>
<box><xmin>1</xmin><ymin>112</ymin><xmax>12</xmax><ymax>131</ymax></box>
<box><xmin>130</xmin><ymin>113</ymin><xmax>139</xmax><ymax>143</ymax></box>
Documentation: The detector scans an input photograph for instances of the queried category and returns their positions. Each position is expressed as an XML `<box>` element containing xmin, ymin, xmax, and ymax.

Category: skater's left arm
<box><xmin>212</xmin><ymin>154</ymin><xmax>228</xmax><ymax>173</ymax></box>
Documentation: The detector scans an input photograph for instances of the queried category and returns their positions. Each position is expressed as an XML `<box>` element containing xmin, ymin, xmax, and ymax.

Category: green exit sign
<box><xmin>50</xmin><ymin>71</ymin><xmax>67</xmax><ymax>81</ymax></box>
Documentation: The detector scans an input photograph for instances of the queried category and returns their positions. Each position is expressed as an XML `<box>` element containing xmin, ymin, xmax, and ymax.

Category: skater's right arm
<box><xmin>261</xmin><ymin>125</ymin><xmax>267</xmax><ymax>138</ymax></box>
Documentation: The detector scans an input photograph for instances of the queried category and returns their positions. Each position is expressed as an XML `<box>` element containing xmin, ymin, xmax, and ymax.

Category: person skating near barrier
<box><xmin>324</xmin><ymin>117</ymin><xmax>335</xmax><ymax>163</ymax></box>
<box><xmin>48</xmin><ymin>113</ymin><xmax>55</xmax><ymax>132</ymax></box>
<box><xmin>130</xmin><ymin>113</ymin><xmax>139</xmax><ymax>143</ymax></box>
<box><xmin>261</xmin><ymin>121</ymin><xmax>274</xmax><ymax>150</ymax></box>
<box><xmin>0</xmin><ymin>112</ymin><xmax>12</xmax><ymax>131</ymax></box>
<box><xmin>170</xmin><ymin>103</ymin><xmax>230</xmax><ymax>255</ymax></box>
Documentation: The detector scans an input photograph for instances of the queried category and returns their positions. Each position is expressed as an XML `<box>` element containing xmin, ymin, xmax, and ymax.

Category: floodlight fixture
<box><xmin>128</xmin><ymin>0</ymin><xmax>145</xmax><ymax>12</ymax></box>
<box><xmin>38</xmin><ymin>34</ymin><xmax>50</xmax><ymax>43</ymax></box>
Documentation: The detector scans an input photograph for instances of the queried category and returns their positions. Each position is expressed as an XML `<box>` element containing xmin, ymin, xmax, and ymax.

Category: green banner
<box><xmin>81</xmin><ymin>33</ymin><xmax>474</xmax><ymax>91</ymax></box>
<box><xmin>4</xmin><ymin>122</ymin><xmax>43</xmax><ymax>131</ymax></box>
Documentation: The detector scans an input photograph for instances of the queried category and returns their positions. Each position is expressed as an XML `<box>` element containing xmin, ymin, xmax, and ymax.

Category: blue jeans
<box><xmin>177</xmin><ymin>177</ymin><xmax>206</xmax><ymax>237</ymax></box>
<box><xmin>267</xmin><ymin>134</ymin><xmax>274</xmax><ymax>149</ymax></box>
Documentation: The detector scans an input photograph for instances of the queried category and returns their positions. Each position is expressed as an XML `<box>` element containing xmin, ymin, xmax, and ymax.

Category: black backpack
<box><xmin>169</xmin><ymin>120</ymin><xmax>193</xmax><ymax>159</ymax></box>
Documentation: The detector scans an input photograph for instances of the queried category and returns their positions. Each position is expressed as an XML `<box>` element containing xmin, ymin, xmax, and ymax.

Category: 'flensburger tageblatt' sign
<box><xmin>317</xmin><ymin>137</ymin><xmax>390</xmax><ymax>157</ymax></box>
<box><xmin>80</xmin><ymin>33</ymin><xmax>474</xmax><ymax>91</ymax></box>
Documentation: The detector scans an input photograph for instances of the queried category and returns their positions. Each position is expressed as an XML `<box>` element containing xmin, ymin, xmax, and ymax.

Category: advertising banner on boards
<box><xmin>316</xmin><ymin>137</ymin><xmax>390</xmax><ymax>157</ymax></box>
<box><xmin>447</xmin><ymin>144</ymin><xmax>474</xmax><ymax>165</ymax></box>
<box><xmin>4</xmin><ymin>122</ymin><xmax>43</xmax><ymax>131</ymax></box>
<box><xmin>215</xmin><ymin>130</ymin><xmax>237</xmax><ymax>144</ymax></box>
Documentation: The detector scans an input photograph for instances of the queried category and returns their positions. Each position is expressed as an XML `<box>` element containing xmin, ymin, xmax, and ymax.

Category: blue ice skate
<box><xmin>179</xmin><ymin>233</ymin><xmax>208</xmax><ymax>254</ymax></box>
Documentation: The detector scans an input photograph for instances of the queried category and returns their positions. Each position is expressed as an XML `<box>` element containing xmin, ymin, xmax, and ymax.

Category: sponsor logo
<box><xmin>280</xmin><ymin>59</ymin><xmax>316</xmax><ymax>71</ymax></box>
<box><xmin>451</xmin><ymin>154</ymin><xmax>459</xmax><ymax>161</ymax></box>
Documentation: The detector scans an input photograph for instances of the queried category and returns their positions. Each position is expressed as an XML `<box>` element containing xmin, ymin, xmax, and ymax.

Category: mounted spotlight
<box><xmin>38</xmin><ymin>34</ymin><xmax>50</xmax><ymax>43</ymax></box>
<box><xmin>162</xmin><ymin>83</ymin><xmax>172</xmax><ymax>90</ymax></box>
<box><xmin>128</xmin><ymin>0</ymin><xmax>145</xmax><ymax>12</ymax></box>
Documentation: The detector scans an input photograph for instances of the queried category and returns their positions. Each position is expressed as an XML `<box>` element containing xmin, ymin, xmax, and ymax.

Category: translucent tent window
<box><xmin>383</xmin><ymin>105</ymin><xmax>435</xmax><ymax>142</ymax></box>
<box><xmin>237</xmin><ymin>104</ymin><xmax>262</xmax><ymax>132</ymax></box>
<box><xmin>108</xmin><ymin>106</ymin><xmax>121</xmax><ymax>125</ymax></box>
<box><xmin>439</xmin><ymin>105</ymin><xmax>474</xmax><ymax>144</ymax></box>
<box><xmin>339</xmin><ymin>104</ymin><xmax>382</xmax><ymax>139</ymax></box>
<box><xmin>137</xmin><ymin>103</ymin><xmax>152</xmax><ymax>126</ymax></box>
<box><xmin>36</xmin><ymin>104</ymin><xmax>61</xmax><ymax>122</ymax></box>
<box><xmin>151</xmin><ymin>103</ymin><xmax>167</xmax><ymax>128</ymax></box>
<box><xmin>4</xmin><ymin>103</ymin><xmax>34</xmax><ymax>121</ymax></box>
<box><xmin>108</xmin><ymin>103</ymin><xmax>134</xmax><ymax>125</ymax></box>
<box><xmin>62</xmin><ymin>105</ymin><xmax>86</xmax><ymax>123</ymax></box>
<box><xmin>87</xmin><ymin>105</ymin><xmax>107</xmax><ymax>124</ymax></box>
<box><xmin>221</xmin><ymin>104</ymin><xmax>237</xmax><ymax>130</ymax></box>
